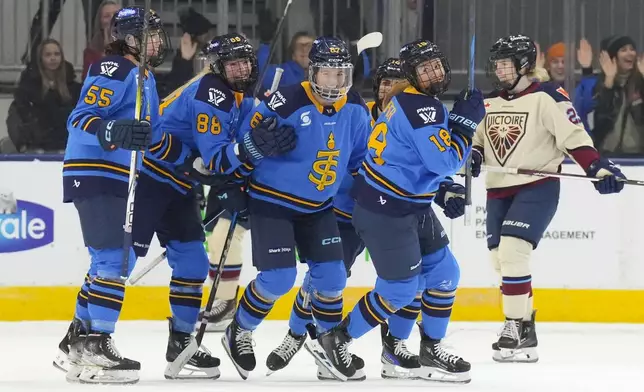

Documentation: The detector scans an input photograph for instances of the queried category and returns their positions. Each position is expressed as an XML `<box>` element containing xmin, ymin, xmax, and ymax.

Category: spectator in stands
<box><xmin>592</xmin><ymin>35</ymin><xmax>644</xmax><ymax>156</ymax></box>
<box><xmin>155</xmin><ymin>7</ymin><xmax>215</xmax><ymax>98</ymax></box>
<box><xmin>573</xmin><ymin>38</ymin><xmax>597</xmax><ymax>132</ymax></box>
<box><xmin>82</xmin><ymin>0</ymin><xmax>121</xmax><ymax>79</ymax></box>
<box><xmin>6</xmin><ymin>39</ymin><xmax>81</xmax><ymax>153</ymax></box>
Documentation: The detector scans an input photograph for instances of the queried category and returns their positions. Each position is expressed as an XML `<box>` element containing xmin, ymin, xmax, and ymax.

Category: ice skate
<box><xmin>305</xmin><ymin>317</ymin><xmax>355</xmax><ymax>381</ymax></box>
<box><xmin>266</xmin><ymin>329</ymin><xmax>307</xmax><ymax>375</ymax></box>
<box><xmin>164</xmin><ymin>318</ymin><xmax>220</xmax><ymax>379</ymax></box>
<box><xmin>415</xmin><ymin>323</ymin><xmax>471</xmax><ymax>383</ymax></box>
<box><xmin>76</xmin><ymin>333</ymin><xmax>140</xmax><ymax>384</ymax></box>
<box><xmin>53</xmin><ymin>319</ymin><xmax>85</xmax><ymax>373</ymax></box>
<box><xmin>380</xmin><ymin>323</ymin><xmax>420</xmax><ymax>379</ymax></box>
<box><xmin>221</xmin><ymin>317</ymin><xmax>255</xmax><ymax>379</ymax></box>
<box><xmin>199</xmin><ymin>298</ymin><xmax>236</xmax><ymax>333</ymax></box>
<box><xmin>317</xmin><ymin>353</ymin><xmax>365</xmax><ymax>381</ymax></box>
<box><xmin>493</xmin><ymin>310</ymin><xmax>539</xmax><ymax>363</ymax></box>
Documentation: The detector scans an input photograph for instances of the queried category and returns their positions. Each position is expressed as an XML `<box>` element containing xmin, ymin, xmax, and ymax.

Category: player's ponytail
<box><xmin>382</xmin><ymin>80</ymin><xmax>411</xmax><ymax>109</ymax></box>
<box><xmin>527</xmin><ymin>67</ymin><xmax>550</xmax><ymax>82</ymax></box>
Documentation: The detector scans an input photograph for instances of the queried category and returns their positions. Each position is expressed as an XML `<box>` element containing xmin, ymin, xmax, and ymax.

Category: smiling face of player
<box><xmin>616</xmin><ymin>44</ymin><xmax>636</xmax><ymax>73</ymax></box>
<box><xmin>224</xmin><ymin>58</ymin><xmax>252</xmax><ymax>86</ymax></box>
<box><xmin>145</xmin><ymin>30</ymin><xmax>163</xmax><ymax>58</ymax></box>
<box><xmin>311</xmin><ymin>64</ymin><xmax>353</xmax><ymax>104</ymax></box>
<box><xmin>415</xmin><ymin>58</ymin><xmax>445</xmax><ymax>92</ymax></box>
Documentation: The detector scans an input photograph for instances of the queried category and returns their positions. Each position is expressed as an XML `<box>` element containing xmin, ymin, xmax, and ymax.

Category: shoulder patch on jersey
<box><xmin>194</xmin><ymin>73</ymin><xmax>235</xmax><ymax>112</ymax></box>
<box><xmin>346</xmin><ymin>89</ymin><xmax>370</xmax><ymax>114</ymax></box>
<box><xmin>88</xmin><ymin>55</ymin><xmax>135</xmax><ymax>81</ymax></box>
<box><xmin>264</xmin><ymin>84</ymin><xmax>308</xmax><ymax>119</ymax></box>
<box><xmin>535</xmin><ymin>81</ymin><xmax>572</xmax><ymax>103</ymax></box>
<box><xmin>395</xmin><ymin>92</ymin><xmax>446</xmax><ymax>129</ymax></box>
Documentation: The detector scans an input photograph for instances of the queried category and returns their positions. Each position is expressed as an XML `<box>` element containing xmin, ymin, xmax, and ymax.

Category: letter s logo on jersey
<box><xmin>0</xmin><ymin>192</ymin><xmax>54</xmax><ymax>253</ymax></box>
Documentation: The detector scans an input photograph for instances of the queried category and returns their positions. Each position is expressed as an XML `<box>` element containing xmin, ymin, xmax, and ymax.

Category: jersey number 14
<box><xmin>368</xmin><ymin>124</ymin><xmax>452</xmax><ymax>165</ymax></box>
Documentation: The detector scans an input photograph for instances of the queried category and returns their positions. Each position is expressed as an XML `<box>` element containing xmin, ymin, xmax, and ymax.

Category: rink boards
<box><xmin>1</xmin><ymin>159</ymin><xmax>644</xmax><ymax>322</ymax></box>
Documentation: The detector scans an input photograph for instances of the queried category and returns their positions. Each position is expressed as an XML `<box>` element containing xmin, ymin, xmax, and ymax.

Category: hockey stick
<box><xmin>463</xmin><ymin>1</ymin><xmax>476</xmax><ymax>227</ymax></box>
<box><xmin>165</xmin><ymin>211</ymin><xmax>239</xmax><ymax>376</ymax></box>
<box><xmin>251</xmin><ymin>0</ymin><xmax>293</xmax><ymax>100</ymax></box>
<box><xmin>482</xmin><ymin>165</ymin><xmax>644</xmax><ymax>186</ymax></box>
<box><xmin>127</xmin><ymin>209</ymin><xmax>226</xmax><ymax>285</ymax></box>
<box><xmin>254</xmin><ymin>66</ymin><xmax>284</xmax><ymax>106</ymax></box>
<box><xmin>120</xmin><ymin>1</ymin><xmax>151</xmax><ymax>280</ymax></box>
<box><xmin>356</xmin><ymin>32</ymin><xmax>383</xmax><ymax>56</ymax></box>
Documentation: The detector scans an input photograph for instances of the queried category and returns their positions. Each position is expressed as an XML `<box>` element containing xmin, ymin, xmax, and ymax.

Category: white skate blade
<box><xmin>65</xmin><ymin>364</ymin><xmax>84</xmax><ymax>383</ymax></box>
<box><xmin>317</xmin><ymin>362</ymin><xmax>365</xmax><ymax>381</ymax></box>
<box><xmin>303</xmin><ymin>340</ymin><xmax>347</xmax><ymax>382</ymax></box>
<box><xmin>165</xmin><ymin>338</ymin><xmax>199</xmax><ymax>379</ymax></box>
<box><xmin>380</xmin><ymin>362</ymin><xmax>417</xmax><ymax>380</ymax></box>
<box><xmin>164</xmin><ymin>362</ymin><xmax>220</xmax><ymax>380</ymax></box>
<box><xmin>493</xmin><ymin>347</ymin><xmax>539</xmax><ymax>363</ymax></box>
<box><xmin>77</xmin><ymin>366</ymin><xmax>139</xmax><ymax>384</ymax></box>
<box><xmin>413</xmin><ymin>366</ymin><xmax>471</xmax><ymax>384</ymax></box>
<box><xmin>52</xmin><ymin>348</ymin><xmax>70</xmax><ymax>373</ymax></box>
<box><xmin>221</xmin><ymin>333</ymin><xmax>250</xmax><ymax>380</ymax></box>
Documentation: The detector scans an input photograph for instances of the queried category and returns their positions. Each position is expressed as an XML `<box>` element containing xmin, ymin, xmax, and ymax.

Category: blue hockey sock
<box><xmin>347</xmin><ymin>290</ymin><xmax>395</xmax><ymax>339</ymax></box>
<box><xmin>289</xmin><ymin>287</ymin><xmax>313</xmax><ymax>336</ymax></box>
<box><xmin>311</xmin><ymin>292</ymin><xmax>343</xmax><ymax>333</ymax></box>
<box><xmin>235</xmin><ymin>280</ymin><xmax>276</xmax><ymax>331</ymax></box>
<box><xmin>169</xmin><ymin>276</ymin><xmax>204</xmax><ymax>333</ymax></box>
<box><xmin>87</xmin><ymin>276</ymin><xmax>125</xmax><ymax>334</ymax></box>
<box><xmin>73</xmin><ymin>273</ymin><xmax>91</xmax><ymax>331</ymax></box>
<box><xmin>388</xmin><ymin>294</ymin><xmax>421</xmax><ymax>339</ymax></box>
<box><xmin>421</xmin><ymin>289</ymin><xmax>456</xmax><ymax>340</ymax></box>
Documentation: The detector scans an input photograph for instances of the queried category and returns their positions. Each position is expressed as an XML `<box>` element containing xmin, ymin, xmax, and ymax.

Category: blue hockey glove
<box><xmin>97</xmin><ymin>119</ymin><xmax>151</xmax><ymax>151</ymax></box>
<box><xmin>448</xmin><ymin>88</ymin><xmax>485</xmax><ymax>140</ymax></box>
<box><xmin>471</xmin><ymin>148</ymin><xmax>483</xmax><ymax>177</ymax></box>
<box><xmin>215</xmin><ymin>180</ymin><xmax>249</xmax><ymax>219</ymax></box>
<box><xmin>435</xmin><ymin>181</ymin><xmax>466</xmax><ymax>219</ymax></box>
<box><xmin>586</xmin><ymin>158</ymin><xmax>626</xmax><ymax>194</ymax></box>
<box><xmin>240</xmin><ymin>117</ymin><xmax>297</xmax><ymax>161</ymax></box>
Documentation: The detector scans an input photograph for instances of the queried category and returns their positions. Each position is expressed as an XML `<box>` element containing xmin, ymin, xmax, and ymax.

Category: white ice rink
<box><xmin>1</xmin><ymin>321</ymin><xmax>642</xmax><ymax>391</ymax></box>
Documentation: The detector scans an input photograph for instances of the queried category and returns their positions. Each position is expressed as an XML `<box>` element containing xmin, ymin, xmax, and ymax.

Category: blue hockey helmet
<box><xmin>373</xmin><ymin>58</ymin><xmax>405</xmax><ymax>110</ymax></box>
<box><xmin>308</xmin><ymin>36</ymin><xmax>353</xmax><ymax>102</ymax></box>
<box><xmin>399</xmin><ymin>39</ymin><xmax>451</xmax><ymax>96</ymax></box>
<box><xmin>487</xmin><ymin>34</ymin><xmax>537</xmax><ymax>90</ymax></box>
<box><xmin>203</xmin><ymin>33</ymin><xmax>258</xmax><ymax>92</ymax></box>
<box><xmin>109</xmin><ymin>7</ymin><xmax>170</xmax><ymax>68</ymax></box>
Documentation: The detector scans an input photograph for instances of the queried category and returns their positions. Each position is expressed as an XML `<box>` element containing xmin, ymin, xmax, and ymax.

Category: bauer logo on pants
<box><xmin>0</xmin><ymin>193</ymin><xmax>54</xmax><ymax>253</ymax></box>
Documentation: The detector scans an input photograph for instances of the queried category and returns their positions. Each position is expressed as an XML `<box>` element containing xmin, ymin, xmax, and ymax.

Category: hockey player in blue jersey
<box><xmin>53</xmin><ymin>7</ymin><xmax>174</xmax><ymax>384</ymax></box>
<box><xmin>220</xmin><ymin>36</ymin><xmax>370</xmax><ymax>380</ymax></box>
<box><xmin>307</xmin><ymin>40</ymin><xmax>485</xmax><ymax>382</ymax></box>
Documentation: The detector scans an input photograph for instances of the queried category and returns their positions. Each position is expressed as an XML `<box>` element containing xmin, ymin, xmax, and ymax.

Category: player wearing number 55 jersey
<box><xmin>309</xmin><ymin>40</ymin><xmax>485</xmax><ymax>382</ymax></box>
<box><xmin>471</xmin><ymin>35</ymin><xmax>626</xmax><ymax>363</ymax></box>
<box><xmin>220</xmin><ymin>36</ymin><xmax>370</xmax><ymax>380</ymax></box>
<box><xmin>55</xmin><ymin>7</ymin><xmax>174</xmax><ymax>384</ymax></box>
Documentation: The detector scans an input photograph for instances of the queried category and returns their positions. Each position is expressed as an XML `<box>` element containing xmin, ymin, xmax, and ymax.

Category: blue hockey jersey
<box><xmin>353</xmin><ymin>86</ymin><xmax>471</xmax><ymax>214</ymax></box>
<box><xmin>332</xmin><ymin>100</ymin><xmax>378</xmax><ymax>223</ymax></box>
<box><xmin>63</xmin><ymin>55</ymin><xmax>186</xmax><ymax>202</ymax></box>
<box><xmin>237</xmin><ymin>82</ymin><xmax>371</xmax><ymax>214</ymax></box>
<box><xmin>145</xmin><ymin>72</ymin><xmax>255</xmax><ymax>194</ymax></box>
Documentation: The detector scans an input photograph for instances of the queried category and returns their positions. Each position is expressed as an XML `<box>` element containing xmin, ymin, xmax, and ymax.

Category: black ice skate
<box><xmin>53</xmin><ymin>319</ymin><xmax>87</xmax><ymax>382</ymax></box>
<box><xmin>416</xmin><ymin>323</ymin><xmax>471</xmax><ymax>383</ymax></box>
<box><xmin>380</xmin><ymin>323</ymin><xmax>420</xmax><ymax>379</ymax></box>
<box><xmin>317</xmin><ymin>353</ymin><xmax>366</xmax><ymax>381</ymax></box>
<box><xmin>76</xmin><ymin>333</ymin><xmax>140</xmax><ymax>384</ymax></box>
<box><xmin>221</xmin><ymin>317</ymin><xmax>255</xmax><ymax>379</ymax></box>
<box><xmin>304</xmin><ymin>317</ymin><xmax>355</xmax><ymax>381</ymax></box>
<box><xmin>493</xmin><ymin>310</ymin><xmax>539</xmax><ymax>363</ymax></box>
<box><xmin>164</xmin><ymin>318</ymin><xmax>220</xmax><ymax>379</ymax></box>
<box><xmin>199</xmin><ymin>298</ymin><xmax>236</xmax><ymax>333</ymax></box>
<box><xmin>266</xmin><ymin>328</ymin><xmax>308</xmax><ymax>375</ymax></box>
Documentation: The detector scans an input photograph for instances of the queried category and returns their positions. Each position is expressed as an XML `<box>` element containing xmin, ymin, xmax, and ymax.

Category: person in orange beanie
<box><xmin>546</xmin><ymin>42</ymin><xmax>566</xmax><ymax>84</ymax></box>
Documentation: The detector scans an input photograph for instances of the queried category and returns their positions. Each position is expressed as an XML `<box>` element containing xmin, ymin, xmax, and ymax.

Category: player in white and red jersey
<box><xmin>471</xmin><ymin>35</ymin><xmax>626</xmax><ymax>363</ymax></box>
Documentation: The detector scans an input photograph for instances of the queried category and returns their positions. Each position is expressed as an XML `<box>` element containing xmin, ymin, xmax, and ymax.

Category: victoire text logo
<box><xmin>0</xmin><ymin>200</ymin><xmax>54</xmax><ymax>253</ymax></box>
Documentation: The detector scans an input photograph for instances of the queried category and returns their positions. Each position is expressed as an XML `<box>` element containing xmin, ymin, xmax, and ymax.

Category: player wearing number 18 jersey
<box><xmin>308</xmin><ymin>39</ymin><xmax>485</xmax><ymax>382</ymax></box>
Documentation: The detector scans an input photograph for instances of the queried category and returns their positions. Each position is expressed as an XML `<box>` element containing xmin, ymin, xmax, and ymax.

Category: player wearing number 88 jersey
<box><xmin>307</xmin><ymin>40</ymin><xmax>485</xmax><ymax>382</ymax></box>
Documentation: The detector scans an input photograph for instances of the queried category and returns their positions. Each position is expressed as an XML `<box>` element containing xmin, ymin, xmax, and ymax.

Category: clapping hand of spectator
<box><xmin>637</xmin><ymin>54</ymin><xmax>644</xmax><ymax>76</ymax></box>
<box><xmin>577</xmin><ymin>38</ymin><xmax>593</xmax><ymax>68</ymax></box>
<box><xmin>599</xmin><ymin>50</ymin><xmax>618</xmax><ymax>87</ymax></box>
<box><xmin>180</xmin><ymin>33</ymin><xmax>199</xmax><ymax>61</ymax></box>
<box><xmin>535</xmin><ymin>42</ymin><xmax>546</xmax><ymax>69</ymax></box>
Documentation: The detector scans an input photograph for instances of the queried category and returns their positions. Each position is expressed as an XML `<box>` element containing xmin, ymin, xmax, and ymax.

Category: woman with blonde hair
<box><xmin>82</xmin><ymin>0</ymin><xmax>121</xmax><ymax>79</ymax></box>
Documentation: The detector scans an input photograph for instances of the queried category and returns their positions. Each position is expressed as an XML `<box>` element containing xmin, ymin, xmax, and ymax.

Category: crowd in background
<box><xmin>2</xmin><ymin>0</ymin><xmax>644</xmax><ymax>158</ymax></box>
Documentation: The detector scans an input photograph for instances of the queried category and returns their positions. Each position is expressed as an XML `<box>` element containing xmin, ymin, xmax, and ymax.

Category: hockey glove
<box><xmin>215</xmin><ymin>180</ymin><xmax>249</xmax><ymax>219</ymax></box>
<box><xmin>448</xmin><ymin>88</ymin><xmax>485</xmax><ymax>140</ymax></box>
<box><xmin>241</xmin><ymin>117</ymin><xmax>297</xmax><ymax>161</ymax></box>
<box><xmin>471</xmin><ymin>148</ymin><xmax>484</xmax><ymax>177</ymax></box>
<box><xmin>175</xmin><ymin>154</ymin><xmax>231</xmax><ymax>186</ymax></box>
<box><xmin>97</xmin><ymin>119</ymin><xmax>151</xmax><ymax>151</ymax></box>
<box><xmin>435</xmin><ymin>180</ymin><xmax>466</xmax><ymax>219</ymax></box>
<box><xmin>586</xmin><ymin>158</ymin><xmax>626</xmax><ymax>194</ymax></box>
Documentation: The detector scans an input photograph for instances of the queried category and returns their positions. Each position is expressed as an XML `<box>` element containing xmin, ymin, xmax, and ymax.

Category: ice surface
<box><xmin>1</xmin><ymin>321</ymin><xmax>642</xmax><ymax>391</ymax></box>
